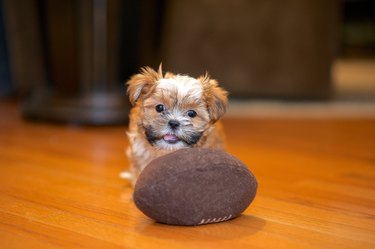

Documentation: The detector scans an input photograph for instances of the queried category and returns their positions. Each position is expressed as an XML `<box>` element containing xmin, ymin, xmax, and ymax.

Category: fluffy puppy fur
<box><xmin>121</xmin><ymin>66</ymin><xmax>228</xmax><ymax>186</ymax></box>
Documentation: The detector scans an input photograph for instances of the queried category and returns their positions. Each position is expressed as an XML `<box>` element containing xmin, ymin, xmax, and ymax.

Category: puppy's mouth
<box><xmin>144</xmin><ymin>125</ymin><xmax>203</xmax><ymax>147</ymax></box>
<box><xmin>163</xmin><ymin>134</ymin><xmax>180</xmax><ymax>144</ymax></box>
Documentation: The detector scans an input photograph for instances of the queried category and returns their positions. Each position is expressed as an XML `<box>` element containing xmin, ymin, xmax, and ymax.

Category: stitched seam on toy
<box><xmin>198</xmin><ymin>214</ymin><xmax>233</xmax><ymax>225</ymax></box>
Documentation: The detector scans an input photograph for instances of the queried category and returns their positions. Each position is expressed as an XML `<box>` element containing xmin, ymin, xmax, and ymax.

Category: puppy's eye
<box><xmin>187</xmin><ymin>110</ymin><xmax>197</xmax><ymax>118</ymax></box>
<box><xmin>155</xmin><ymin>104</ymin><xmax>165</xmax><ymax>113</ymax></box>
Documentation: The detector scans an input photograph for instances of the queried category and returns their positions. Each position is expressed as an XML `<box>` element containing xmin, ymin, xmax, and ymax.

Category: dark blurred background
<box><xmin>0</xmin><ymin>0</ymin><xmax>374</xmax><ymax>124</ymax></box>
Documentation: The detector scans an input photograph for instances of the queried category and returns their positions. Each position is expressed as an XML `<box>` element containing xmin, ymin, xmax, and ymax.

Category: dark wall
<box><xmin>0</xmin><ymin>0</ymin><xmax>344</xmax><ymax>100</ymax></box>
<box><xmin>159</xmin><ymin>1</ymin><xmax>340</xmax><ymax>99</ymax></box>
<box><xmin>0</xmin><ymin>0</ymin><xmax>11</xmax><ymax>97</ymax></box>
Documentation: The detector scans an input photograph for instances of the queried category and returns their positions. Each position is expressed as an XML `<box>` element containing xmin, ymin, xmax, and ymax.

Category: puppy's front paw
<box><xmin>120</xmin><ymin>170</ymin><xmax>137</xmax><ymax>187</ymax></box>
<box><xmin>120</xmin><ymin>170</ymin><xmax>133</xmax><ymax>180</ymax></box>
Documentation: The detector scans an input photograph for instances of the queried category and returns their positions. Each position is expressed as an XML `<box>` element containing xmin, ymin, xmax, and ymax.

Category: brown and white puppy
<box><xmin>120</xmin><ymin>66</ymin><xmax>228</xmax><ymax>186</ymax></box>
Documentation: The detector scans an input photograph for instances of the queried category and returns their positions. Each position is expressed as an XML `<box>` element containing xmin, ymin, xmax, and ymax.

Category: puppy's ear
<box><xmin>199</xmin><ymin>74</ymin><xmax>228</xmax><ymax>123</ymax></box>
<box><xmin>127</xmin><ymin>67</ymin><xmax>162</xmax><ymax>105</ymax></box>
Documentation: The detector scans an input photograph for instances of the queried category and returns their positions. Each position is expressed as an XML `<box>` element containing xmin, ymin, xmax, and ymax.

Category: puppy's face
<box><xmin>127</xmin><ymin>67</ymin><xmax>227</xmax><ymax>150</ymax></box>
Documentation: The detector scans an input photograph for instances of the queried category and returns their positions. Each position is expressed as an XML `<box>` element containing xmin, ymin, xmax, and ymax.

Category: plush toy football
<box><xmin>133</xmin><ymin>148</ymin><xmax>258</xmax><ymax>226</ymax></box>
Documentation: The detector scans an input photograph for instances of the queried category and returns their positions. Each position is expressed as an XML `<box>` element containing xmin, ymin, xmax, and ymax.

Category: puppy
<box><xmin>120</xmin><ymin>66</ymin><xmax>228</xmax><ymax>186</ymax></box>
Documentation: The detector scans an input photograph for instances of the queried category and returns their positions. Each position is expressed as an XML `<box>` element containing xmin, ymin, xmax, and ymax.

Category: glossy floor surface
<box><xmin>0</xmin><ymin>102</ymin><xmax>374</xmax><ymax>249</ymax></box>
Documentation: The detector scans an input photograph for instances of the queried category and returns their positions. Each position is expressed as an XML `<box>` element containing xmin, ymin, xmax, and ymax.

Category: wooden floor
<box><xmin>0</xmin><ymin>101</ymin><xmax>374</xmax><ymax>249</ymax></box>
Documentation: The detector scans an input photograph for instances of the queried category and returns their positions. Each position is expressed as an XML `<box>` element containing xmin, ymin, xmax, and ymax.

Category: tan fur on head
<box><xmin>199</xmin><ymin>73</ymin><xmax>228</xmax><ymax>123</ymax></box>
<box><xmin>121</xmin><ymin>66</ymin><xmax>228</xmax><ymax>186</ymax></box>
<box><xmin>127</xmin><ymin>66</ymin><xmax>162</xmax><ymax>105</ymax></box>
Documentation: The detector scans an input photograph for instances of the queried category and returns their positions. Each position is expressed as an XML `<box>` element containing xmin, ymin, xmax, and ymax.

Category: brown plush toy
<box><xmin>133</xmin><ymin>148</ymin><xmax>258</xmax><ymax>226</ymax></box>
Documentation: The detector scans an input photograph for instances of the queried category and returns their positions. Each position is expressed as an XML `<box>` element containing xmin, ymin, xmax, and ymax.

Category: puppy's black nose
<box><xmin>168</xmin><ymin>120</ymin><xmax>180</xmax><ymax>129</ymax></box>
